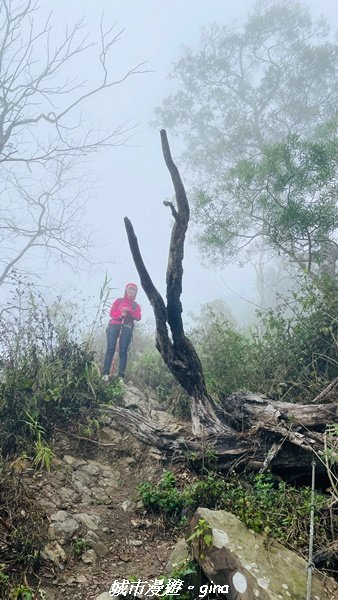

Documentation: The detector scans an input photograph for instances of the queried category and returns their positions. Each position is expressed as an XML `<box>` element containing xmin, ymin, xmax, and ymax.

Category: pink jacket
<box><xmin>109</xmin><ymin>284</ymin><xmax>141</xmax><ymax>327</ymax></box>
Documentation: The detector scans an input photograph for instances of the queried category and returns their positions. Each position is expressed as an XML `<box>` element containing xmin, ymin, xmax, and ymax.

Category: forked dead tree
<box><xmin>101</xmin><ymin>130</ymin><xmax>338</xmax><ymax>484</ymax></box>
<box><xmin>125</xmin><ymin>130</ymin><xmax>229</xmax><ymax>437</ymax></box>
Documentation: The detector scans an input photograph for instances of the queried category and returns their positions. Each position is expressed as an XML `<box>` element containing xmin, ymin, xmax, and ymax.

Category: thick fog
<box><xmin>7</xmin><ymin>0</ymin><xmax>338</xmax><ymax>325</ymax></box>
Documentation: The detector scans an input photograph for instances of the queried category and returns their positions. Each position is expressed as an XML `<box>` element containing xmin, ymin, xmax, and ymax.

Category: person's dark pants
<box><xmin>102</xmin><ymin>324</ymin><xmax>133</xmax><ymax>377</ymax></box>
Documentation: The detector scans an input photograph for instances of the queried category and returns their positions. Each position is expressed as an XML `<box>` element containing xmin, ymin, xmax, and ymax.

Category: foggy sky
<box><xmin>29</xmin><ymin>0</ymin><xmax>338</xmax><ymax>324</ymax></box>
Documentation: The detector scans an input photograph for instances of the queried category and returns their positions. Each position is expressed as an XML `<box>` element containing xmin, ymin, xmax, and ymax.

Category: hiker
<box><xmin>102</xmin><ymin>282</ymin><xmax>141</xmax><ymax>381</ymax></box>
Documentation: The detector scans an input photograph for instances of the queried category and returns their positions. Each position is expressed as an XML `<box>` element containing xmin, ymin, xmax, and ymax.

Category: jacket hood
<box><xmin>124</xmin><ymin>282</ymin><xmax>138</xmax><ymax>297</ymax></box>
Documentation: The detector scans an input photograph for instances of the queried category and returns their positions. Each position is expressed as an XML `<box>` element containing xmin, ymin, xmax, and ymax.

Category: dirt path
<box><xmin>34</xmin><ymin>386</ymin><xmax>186</xmax><ymax>599</ymax></box>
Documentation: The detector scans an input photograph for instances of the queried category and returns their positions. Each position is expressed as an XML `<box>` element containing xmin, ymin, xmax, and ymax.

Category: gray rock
<box><xmin>72</xmin><ymin>470</ymin><xmax>92</xmax><ymax>486</ymax></box>
<box><xmin>48</xmin><ymin>518</ymin><xmax>79</xmax><ymax>542</ymax></box>
<box><xmin>129</xmin><ymin>539</ymin><xmax>143</xmax><ymax>547</ymax></box>
<box><xmin>80</xmin><ymin>463</ymin><xmax>101</xmax><ymax>476</ymax></box>
<box><xmin>74</xmin><ymin>512</ymin><xmax>101</xmax><ymax>530</ymax></box>
<box><xmin>57</xmin><ymin>486</ymin><xmax>77</xmax><ymax>503</ymax></box>
<box><xmin>98</xmin><ymin>415</ymin><xmax>112</xmax><ymax>425</ymax></box>
<box><xmin>85</xmin><ymin>530</ymin><xmax>100</xmax><ymax>544</ymax></box>
<box><xmin>91</xmin><ymin>485</ymin><xmax>118</xmax><ymax>501</ymax></box>
<box><xmin>42</xmin><ymin>541</ymin><xmax>66</xmax><ymax>566</ymax></box>
<box><xmin>63</xmin><ymin>455</ymin><xmax>87</xmax><ymax>468</ymax></box>
<box><xmin>91</xmin><ymin>541</ymin><xmax>110</xmax><ymax>558</ymax></box>
<box><xmin>190</xmin><ymin>507</ymin><xmax>338</xmax><ymax>600</ymax></box>
<box><xmin>53</xmin><ymin>470</ymin><xmax>67</xmax><ymax>483</ymax></box>
<box><xmin>72</xmin><ymin>479</ymin><xmax>92</xmax><ymax>496</ymax></box>
<box><xmin>101</xmin><ymin>465</ymin><xmax>121</xmax><ymax>479</ymax></box>
<box><xmin>165</xmin><ymin>538</ymin><xmax>189</xmax><ymax>574</ymax></box>
<box><xmin>96</xmin><ymin>594</ymin><xmax>111</xmax><ymax>600</ymax></box>
<box><xmin>50</xmin><ymin>510</ymin><xmax>68</xmax><ymax>522</ymax></box>
<box><xmin>98</xmin><ymin>427</ymin><xmax>116</xmax><ymax>443</ymax></box>
<box><xmin>81</xmin><ymin>548</ymin><xmax>97</xmax><ymax>564</ymax></box>
<box><xmin>121</xmin><ymin>500</ymin><xmax>133</xmax><ymax>512</ymax></box>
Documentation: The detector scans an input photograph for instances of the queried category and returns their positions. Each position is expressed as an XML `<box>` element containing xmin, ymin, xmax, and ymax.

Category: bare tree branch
<box><xmin>125</xmin><ymin>131</ymin><xmax>226</xmax><ymax>436</ymax></box>
<box><xmin>0</xmin><ymin>0</ymin><xmax>145</xmax><ymax>284</ymax></box>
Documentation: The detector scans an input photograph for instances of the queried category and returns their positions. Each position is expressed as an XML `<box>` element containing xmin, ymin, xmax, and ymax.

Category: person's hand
<box><xmin>121</xmin><ymin>308</ymin><xmax>128</xmax><ymax>317</ymax></box>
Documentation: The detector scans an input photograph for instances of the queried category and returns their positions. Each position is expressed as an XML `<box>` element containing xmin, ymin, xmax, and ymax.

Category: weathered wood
<box><xmin>100</xmin><ymin>390</ymin><xmax>335</xmax><ymax>482</ymax></box>
<box><xmin>124</xmin><ymin>130</ymin><xmax>225</xmax><ymax>436</ymax></box>
<box><xmin>222</xmin><ymin>392</ymin><xmax>338</xmax><ymax>430</ymax></box>
<box><xmin>121</xmin><ymin>130</ymin><xmax>337</xmax><ymax>485</ymax></box>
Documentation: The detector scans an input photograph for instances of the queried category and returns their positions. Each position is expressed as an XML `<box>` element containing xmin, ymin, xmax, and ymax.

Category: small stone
<box><xmin>75</xmin><ymin>574</ymin><xmax>87</xmax><ymax>583</ymax></box>
<box><xmin>101</xmin><ymin>465</ymin><xmax>120</xmax><ymax>479</ymax></box>
<box><xmin>53</xmin><ymin>470</ymin><xmax>66</xmax><ymax>483</ymax></box>
<box><xmin>85</xmin><ymin>530</ymin><xmax>100</xmax><ymax>543</ymax></box>
<box><xmin>129</xmin><ymin>539</ymin><xmax>143</xmax><ymax>547</ymax></box>
<box><xmin>92</xmin><ymin>541</ymin><xmax>110</xmax><ymax>558</ymax></box>
<box><xmin>98</xmin><ymin>415</ymin><xmax>112</xmax><ymax>425</ymax></box>
<box><xmin>131</xmin><ymin>519</ymin><xmax>141</xmax><ymax>527</ymax></box>
<box><xmin>74</xmin><ymin>513</ymin><xmax>101</xmax><ymax>530</ymax></box>
<box><xmin>57</xmin><ymin>486</ymin><xmax>77</xmax><ymax>503</ymax></box>
<box><xmin>50</xmin><ymin>510</ymin><xmax>68</xmax><ymax>522</ymax></box>
<box><xmin>63</xmin><ymin>455</ymin><xmax>87</xmax><ymax>468</ymax></box>
<box><xmin>80</xmin><ymin>463</ymin><xmax>101</xmax><ymax>476</ymax></box>
<box><xmin>42</xmin><ymin>541</ymin><xmax>66</xmax><ymax>566</ymax></box>
<box><xmin>82</xmin><ymin>549</ymin><xmax>97</xmax><ymax>564</ymax></box>
<box><xmin>48</xmin><ymin>518</ymin><xmax>79</xmax><ymax>542</ymax></box>
<box><xmin>122</xmin><ymin>500</ymin><xmax>133</xmax><ymax>512</ymax></box>
<box><xmin>72</xmin><ymin>471</ymin><xmax>92</xmax><ymax>486</ymax></box>
<box><xmin>257</xmin><ymin>578</ymin><xmax>269</xmax><ymax>590</ymax></box>
<box><xmin>72</xmin><ymin>479</ymin><xmax>92</xmax><ymax>496</ymax></box>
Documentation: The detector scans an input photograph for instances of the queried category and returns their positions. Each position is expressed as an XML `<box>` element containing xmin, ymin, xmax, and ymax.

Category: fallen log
<box><xmin>99</xmin><ymin>389</ymin><xmax>337</xmax><ymax>484</ymax></box>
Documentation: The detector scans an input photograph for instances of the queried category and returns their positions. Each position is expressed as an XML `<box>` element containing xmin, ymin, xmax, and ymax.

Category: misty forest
<box><xmin>0</xmin><ymin>1</ymin><xmax>338</xmax><ymax>599</ymax></box>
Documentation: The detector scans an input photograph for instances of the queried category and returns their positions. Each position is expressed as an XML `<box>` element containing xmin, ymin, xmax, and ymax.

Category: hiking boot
<box><xmin>102</xmin><ymin>374</ymin><xmax>109</xmax><ymax>382</ymax></box>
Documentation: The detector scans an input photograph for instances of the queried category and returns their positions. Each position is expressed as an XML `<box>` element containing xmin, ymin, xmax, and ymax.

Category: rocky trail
<box><xmin>21</xmin><ymin>385</ymin><xmax>187</xmax><ymax>600</ymax></box>
<box><xmin>6</xmin><ymin>383</ymin><xmax>338</xmax><ymax>600</ymax></box>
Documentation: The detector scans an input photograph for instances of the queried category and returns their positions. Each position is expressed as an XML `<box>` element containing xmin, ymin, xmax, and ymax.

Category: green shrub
<box><xmin>128</xmin><ymin>349</ymin><xmax>178</xmax><ymax>399</ymax></box>
<box><xmin>187</xmin><ymin>280</ymin><xmax>338</xmax><ymax>404</ymax></box>
<box><xmin>137</xmin><ymin>470</ymin><xmax>184</xmax><ymax>516</ymax></box>
<box><xmin>0</xmin><ymin>282</ymin><xmax>112</xmax><ymax>457</ymax></box>
<box><xmin>252</xmin><ymin>278</ymin><xmax>338</xmax><ymax>401</ymax></box>
<box><xmin>138</xmin><ymin>470</ymin><xmax>333</xmax><ymax>555</ymax></box>
<box><xmin>190</xmin><ymin>309</ymin><xmax>257</xmax><ymax>397</ymax></box>
<box><xmin>128</xmin><ymin>347</ymin><xmax>190</xmax><ymax>417</ymax></box>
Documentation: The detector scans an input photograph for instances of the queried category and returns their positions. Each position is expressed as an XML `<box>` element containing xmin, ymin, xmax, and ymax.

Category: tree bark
<box><xmin>100</xmin><ymin>391</ymin><xmax>337</xmax><ymax>482</ymax></box>
<box><xmin>121</xmin><ymin>130</ymin><xmax>337</xmax><ymax>485</ymax></box>
<box><xmin>124</xmin><ymin>130</ymin><xmax>225</xmax><ymax>436</ymax></box>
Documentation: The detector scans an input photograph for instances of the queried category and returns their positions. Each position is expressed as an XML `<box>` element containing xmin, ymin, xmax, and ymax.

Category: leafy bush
<box><xmin>187</xmin><ymin>280</ymin><xmax>338</xmax><ymax>403</ymax></box>
<box><xmin>252</xmin><ymin>277</ymin><xmax>338</xmax><ymax>401</ymax></box>
<box><xmin>189</xmin><ymin>304</ymin><xmax>257</xmax><ymax>397</ymax></box>
<box><xmin>0</xmin><ymin>282</ymin><xmax>114</xmax><ymax>457</ymax></box>
<box><xmin>128</xmin><ymin>347</ymin><xmax>190</xmax><ymax>417</ymax></box>
<box><xmin>138</xmin><ymin>470</ymin><xmax>334</xmax><ymax>555</ymax></box>
<box><xmin>137</xmin><ymin>470</ymin><xmax>184</xmax><ymax>516</ymax></box>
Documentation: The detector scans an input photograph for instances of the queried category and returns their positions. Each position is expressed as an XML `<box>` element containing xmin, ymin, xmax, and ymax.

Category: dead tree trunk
<box><xmin>124</xmin><ymin>130</ymin><xmax>226</xmax><ymax>437</ymax></box>
<box><xmin>118</xmin><ymin>130</ymin><xmax>338</xmax><ymax>484</ymax></box>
